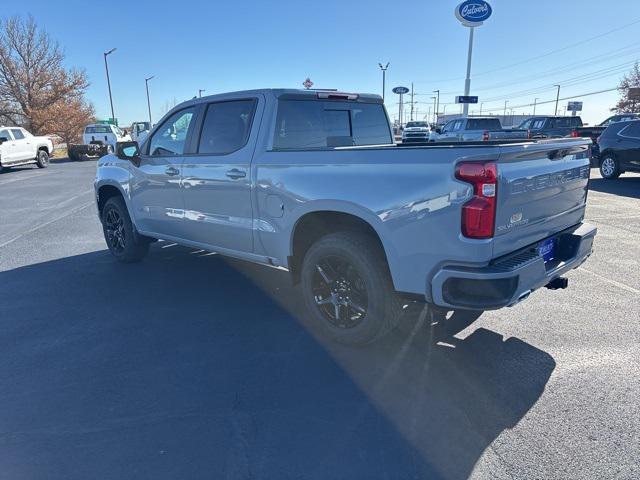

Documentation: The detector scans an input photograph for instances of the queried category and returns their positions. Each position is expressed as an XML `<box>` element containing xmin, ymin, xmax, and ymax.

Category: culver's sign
<box><xmin>455</xmin><ymin>0</ymin><xmax>492</xmax><ymax>26</ymax></box>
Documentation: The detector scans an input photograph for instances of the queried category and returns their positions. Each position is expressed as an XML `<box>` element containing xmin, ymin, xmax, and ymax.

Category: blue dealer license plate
<box><xmin>538</xmin><ymin>238</ymin><xmax>556</xmax><ymax>262</ymax></box>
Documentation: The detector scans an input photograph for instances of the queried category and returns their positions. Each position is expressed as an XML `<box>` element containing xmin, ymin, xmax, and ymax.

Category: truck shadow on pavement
<box><xmin>0</xmin><ymin>244</ymin><xmax>556</xmax><ymax>480</ymax></box>
<box><xmin>588</xmin><ymin>175</ymin><xmax>640</xmax><ymax>199</ymax></box>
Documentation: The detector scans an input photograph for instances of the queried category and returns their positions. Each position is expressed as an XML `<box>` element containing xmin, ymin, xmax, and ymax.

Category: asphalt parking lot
<box><xmin>0</xmin><ymin>159</ymin><xmax>638</xmax><ymax>480</ymax></box>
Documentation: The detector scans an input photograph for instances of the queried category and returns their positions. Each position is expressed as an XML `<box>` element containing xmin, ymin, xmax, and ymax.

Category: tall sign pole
<box><xmin>393</xmin><ymin>86</ymin><xmax>409</xmax><ymax>130</ymax></box>
<box><xmin>455</xmin><ymin>1</ymin><xmax>492</xmax><ymax>116</ymax></box>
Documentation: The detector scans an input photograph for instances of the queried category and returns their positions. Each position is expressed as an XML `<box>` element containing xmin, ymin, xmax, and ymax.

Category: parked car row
<box><xmin>399</xmin><ymin>112</ymin><xmax>639</xmax><ymax>180</ymax></box>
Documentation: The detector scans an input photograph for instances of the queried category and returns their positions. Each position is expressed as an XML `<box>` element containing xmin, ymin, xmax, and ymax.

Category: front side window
<box><xmin>11</xmin><ymin>129</ymin><xmax>25</xmax><ymax>140</ymax></box>
<box><xmin>149</xmin><ymin>108</ymin><xmax>195</xmax><ymax>156</ymax></box>
<box><xmin>518</xmin><ymin>119</ymin><xmax>533</xmax><ymax>129</ymax></box>
<box><xmin>0</xmin><ymin>129</ymin><xmax>12</xmax><ymax>141</ymax></box>
<box><xmin>198</xmin><ymin>100</ymin><xmax>256</xmax><ymax>154</ymax></box>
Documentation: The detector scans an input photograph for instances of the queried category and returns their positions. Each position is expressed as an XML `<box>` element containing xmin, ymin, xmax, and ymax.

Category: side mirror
<box><xmin>0</xmin><ymin>136</ymin><xmax>8</xmax><ymax>144</ymax></box>
<box><xmin>116</xmin><ymin>141</ymin><xmax>141</xmax><ymax>165</ymax></box>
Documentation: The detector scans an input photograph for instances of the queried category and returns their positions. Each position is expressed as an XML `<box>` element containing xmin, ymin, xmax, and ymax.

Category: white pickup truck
<box><xmin>0</xmin><ymin>126</ymin><xmax>54</xmax><ymax>172</ymax></box>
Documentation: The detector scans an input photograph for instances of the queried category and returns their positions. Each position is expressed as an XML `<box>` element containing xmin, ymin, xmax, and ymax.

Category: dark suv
<box><xmin>597</xmin><ymin>119</ymin><xmax>640</xmax><ymax>179</ymax></box>
<box><xmin>518</xmin><ymin>116</ymin><xmax>583</xmax><ymax>139</ymax></box>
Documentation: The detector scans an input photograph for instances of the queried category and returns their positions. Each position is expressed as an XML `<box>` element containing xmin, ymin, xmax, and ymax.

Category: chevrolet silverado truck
<box><xmin>94</xmin><ymin>89</ymin><xmax>596</xmax><ymax>345</ymax></box>
<box><xmin>432</xmin><ymin>117</ymin><xmax>528</xmax><ymax>142</ymax></box>
<box><xmin>0</xmin><ymin>126</ymin><xmax>53</xmax><ymax>172</ymax></box>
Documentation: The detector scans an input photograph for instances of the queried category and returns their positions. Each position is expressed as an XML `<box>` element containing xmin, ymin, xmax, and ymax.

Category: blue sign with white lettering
<box><xmin>455</xmin><ymin>1</ymin><xmax>492</xmax><ymax>26</ymax></box>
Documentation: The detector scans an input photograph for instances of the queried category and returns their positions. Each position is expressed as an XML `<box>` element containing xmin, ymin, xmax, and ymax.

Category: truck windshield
<box><xmin>405</xmin><ymin>122</ymin><xmax>428</xmax><ymax>128</ymax></box>
<box><xmin>273</xmin><ymin>100</ymin><xmax>392</xmax><ymax>149</ymax></box>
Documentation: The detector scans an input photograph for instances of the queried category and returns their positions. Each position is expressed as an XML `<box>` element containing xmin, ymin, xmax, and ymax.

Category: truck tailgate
<box><xmin>493</xmin><ymin>139</ymin><xmax>591</xmax><ymax>257</ymax></box>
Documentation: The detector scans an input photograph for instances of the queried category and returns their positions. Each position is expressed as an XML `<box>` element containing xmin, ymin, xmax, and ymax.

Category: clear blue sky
<box><xmin>13</xmin><ymin>0</ymin><xmax>640</xmax><ymax>125</ymax></box>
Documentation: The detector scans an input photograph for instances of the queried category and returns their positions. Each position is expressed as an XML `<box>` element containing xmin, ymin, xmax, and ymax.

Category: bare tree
<box><xmin>0</xmin><ymin>15</ymin><xmax>91</xmax><ymax>133</ymax></box>
<box><xmin>612</xmin><ymin>61</ymin><xmax>640</xmax><ymax>113</ymax></box>
<box><xmin>33</xmin><ymin>97</ymin><xmax>95</xmax><ymax>145</ymax></box>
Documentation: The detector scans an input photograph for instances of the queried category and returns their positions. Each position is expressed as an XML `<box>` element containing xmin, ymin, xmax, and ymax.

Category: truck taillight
<box><xmin>570</xmin><ymin>130</ymin><xmax>579</xmax><ymax>138</ymax></box>
<box><xmin>527</xmin><ymin>129</ymin><xmax>532</xmax><ymax>139</ymax></box>
<box><xmin>482</xmin><ymin>131</ymin><xmax>490</xmax><ymax>141</ymax></box>
<box><xmin>596</xmin><ymin>135</ymin><xmax>601</xmax><ymax>144</ymax></box>
<box><xmin>455</xmin><ymin>161</ymin><xmax>497</xmax><ymax>239</ymax></box>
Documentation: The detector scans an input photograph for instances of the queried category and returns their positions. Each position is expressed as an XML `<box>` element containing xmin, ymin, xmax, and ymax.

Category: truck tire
<box><xmin>599</xmin><ymin>154</ymin><xmax>620</xmax><ymax>179</ymax></box>
<box><xmin>101</xmin><ymin>196</ymin><xmax>149</xmax><ymax>263</ymax></box>
<box><xmin>35</xmin><ymin>149</ymin><xmax>49</xmax><ymax>168</ymax></box>
<box><xmin>68</xmin><ymin>148</ymin><xmax>80</xmax><ymax>161</ymax></box>
<box><xmin>300</xmin><ymin>232</ymin><xmax>403</xmax><ymax>345</ymax></box>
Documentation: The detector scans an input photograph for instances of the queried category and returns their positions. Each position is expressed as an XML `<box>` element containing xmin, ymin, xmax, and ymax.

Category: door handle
<box><xmin>226</xmin><ymin>168</ymin><xmax>247</xmax><ymax>179</ymax></box>
<box><xmin>165</xmin><ymin>166</ymin><xmax>180</xmax><ymax>176</ymax></box>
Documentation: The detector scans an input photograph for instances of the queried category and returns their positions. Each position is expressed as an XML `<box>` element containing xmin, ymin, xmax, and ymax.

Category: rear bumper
<box><xmin>430</xmin><ymin>222</ymin><xmax>596</xmax><ymax>310</ymax></box>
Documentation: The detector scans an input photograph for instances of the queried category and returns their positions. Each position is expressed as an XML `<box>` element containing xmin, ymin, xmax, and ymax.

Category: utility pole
<box><xmin>410</xmin><ymin>83</ymin><xmax>414</xmax><ymax>121</ymax></box>
<box><xmin>198</xmin><ymin>89</ymin><xmax>206</xmax><ymax>98</ymax></box>
<box><xmin>145</xmin><ymin>76</ymin><xmax>154</xmax><ymax>125</ymax></box>
<box><xmin>533</xmin><ymin>97</ymin><xmax>539</xmax><ymax>115</ymax></box>
<box><xmin>431</xmin><ymin>96</ymin><xmax>437</xmax><ymax>124</ymax></box>
<box><xmin>378</xmin><ymin>63</ymin><xmax>389</xmax><ymax>102</ymax></box>
<box><xmin>479</xmin><ymin>102</ymin><xmax>484</xmax><ymax>115</ymax></box>
<box><xmin>433</xmin><ymin>89</ymin><xmax>440</xmax><ymax>124</ymax></box>
<box><xmin>103</xmin><ymin>48</ymin><xmax>117</xmax><ymax>123</ymax></box>
<box><xmin>503</xmin><ymin>100</ymin><xmax>508</xmax><ymax>119</ymax></box>
<box><xmin>554</xmin><ymin>85</ymin><xmax>561</xmax><ymax>115</ymax></box>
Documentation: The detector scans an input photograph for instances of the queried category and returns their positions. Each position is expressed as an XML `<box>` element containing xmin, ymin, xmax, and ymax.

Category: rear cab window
<box><xmin>466</xmin><ymin>118</ymin><xmax>501</xmax><ymax>130</ymax></box>
<box><xmin>85</xmin><ymin>125</ymin><xmax>113</xmax><ymax>134</ymax></box>
<box><xmin>273</xmin><ymin>99</ymin><xmax>392</xmax><ymax>149</ymax></box>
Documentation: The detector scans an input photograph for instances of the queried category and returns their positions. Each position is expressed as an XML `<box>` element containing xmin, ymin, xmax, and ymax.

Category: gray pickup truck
<box><xmin>433</xmin><ymin>117</ymin><xmax>528</xmax><ymax>142</ymax></box>
<box><xmin>95</xmin><ymin>89</ymin><xmax>596</xmax><ymax>345</ymax></box>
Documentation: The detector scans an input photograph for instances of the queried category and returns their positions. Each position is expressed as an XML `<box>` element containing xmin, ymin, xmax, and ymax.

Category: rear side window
<box><xmin>466</xmin><ymin>118</ymin><xmax>501</xmax><ymax>130</ymax></box>
<box><xmin>570</xmin><ymin>117</ymin><xmax>582</xmax><ymax>127</ymax></box>
<box><xmin>531</xmin><ymin>119</ymin><xmax>545</xmax><ymax>129</ymax></box>
<box><xmin>273</xmin><ymin>100</ymin><xmax>391</xmax><ymax>149</ymax></box>
<box><xmin>198</xmin><ymin>100</ymin><xmax>256</xmax><ymax>154</ymax></box>
<box><xmin>619</xmin><ymin>121</ymin><xmax>640</xmax><ymax>139</ymax></box>
<box><xmin>10</xmin><ymin>129</ymin><xmax>25</xmax><ymax>140</ymax></box>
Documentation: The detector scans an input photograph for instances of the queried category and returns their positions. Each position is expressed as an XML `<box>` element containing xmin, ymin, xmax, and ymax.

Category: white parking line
<box><xmin>0</xmin><ymin>201</ymin><xmax>94</xmax><ymax>249</ymax></box>
<box><xmin>578</xmin><ymin>267</ymin><xmax>640</xmax><ymax>296</ymax></box>
<box><xmin>0</xmin><ymin>170</ymin><xmax>62</xmax><ymax>186</ymax></box>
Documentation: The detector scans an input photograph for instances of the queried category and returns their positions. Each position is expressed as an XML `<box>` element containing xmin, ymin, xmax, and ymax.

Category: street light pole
<box><xmin>433</xmin><ymin>89</ymin><xmax>440</xmax><ymax>124</ymax></box>
<box><xmin>533</xmin><ymin>97</ymin><xmax>539</xmax><ymax>115</ymax></box>
<box><xmin>103</xmin><ymin>48</ymin><xmax>117</xmax><ymax>123</ymax></box>
<box><xmin>554</xmin><ymin>85</ymin><xmax>561</xmax><ymax>115</ymax></box>
<box><xmin>503</xmin><ymin>100</ymin><xmax>508</xmax><ymax>119</ymax></box>
<box><xmin>479</xmin><ymin>102</ymin><xmax>484</xmax><ymax>115</ymax></box>
<box><xmin>378</xmin><ymin>62</ymin><xmax>389</xmax><ymax>102</ymax></box>
<box><xmin>198</xmin><ymin>89</ymin><xmax>206</xmax><ymax>98</ymax></box>
<box><xmin>145</xmin><ymin>76</ymin><xmax>154</xmax><ymax>125</ymax></box>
